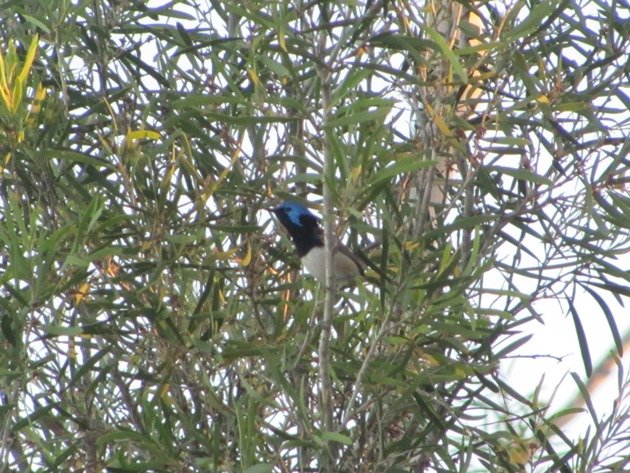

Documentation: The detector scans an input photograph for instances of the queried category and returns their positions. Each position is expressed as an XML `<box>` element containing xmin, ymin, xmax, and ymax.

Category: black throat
<box><xmin>275</xmin><ymin>212</ymin><xmax>323</xmax><ymax>257</ymax></box>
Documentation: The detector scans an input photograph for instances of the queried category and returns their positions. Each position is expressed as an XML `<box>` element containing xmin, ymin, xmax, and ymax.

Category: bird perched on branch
<box><xmin>269</xmin><ymin>200</ymin><xmax>363</xmax><ymax>286</ymax></box>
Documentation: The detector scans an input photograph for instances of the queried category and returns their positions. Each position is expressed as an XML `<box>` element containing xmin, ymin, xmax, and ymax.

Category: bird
<box><xmin>269</xmin><ymin>200</ymin><xmax>364</xmax><ymax>286</ymax></box>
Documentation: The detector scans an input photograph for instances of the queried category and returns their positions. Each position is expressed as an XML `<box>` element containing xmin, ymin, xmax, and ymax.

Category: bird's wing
<box><xmin>335</xmin><ymin>243</ymin><xmax>364</xmax><ymax>277</ymax></box>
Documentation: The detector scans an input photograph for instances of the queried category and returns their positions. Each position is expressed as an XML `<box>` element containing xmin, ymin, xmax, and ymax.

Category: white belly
<box><xmin>301</xmin><ymin>246</ymin><xmax>327</xmax><ymax>280</ymax></box>
<box><xmin>301</xmin><ymin>246</ymin><xmax>360</xmax><ymax>284</ymax></box>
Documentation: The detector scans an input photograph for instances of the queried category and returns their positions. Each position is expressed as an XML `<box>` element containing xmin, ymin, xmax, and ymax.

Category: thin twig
<box><xmin>341</xmin><ymin>311</ymin><xmax>392</xmax><ymax>426</ymax></box>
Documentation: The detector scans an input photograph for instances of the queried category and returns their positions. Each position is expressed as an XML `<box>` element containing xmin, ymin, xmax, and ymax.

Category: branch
<box><xmin>316</xmin><ymin>13</ymin><xmax>335</xmax><ymax>448</ymax></box>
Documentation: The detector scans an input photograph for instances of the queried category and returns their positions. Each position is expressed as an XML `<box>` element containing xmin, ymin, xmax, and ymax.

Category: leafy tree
<box><xmin>0</xmin><ymin>1</ymin><xmax>628</xmax><ymax>472</ymax></box>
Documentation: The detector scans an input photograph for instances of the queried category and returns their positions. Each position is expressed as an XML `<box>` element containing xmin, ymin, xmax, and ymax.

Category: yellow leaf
<box><xmin>350</xmin><ymin>165</ymin><xmax>362</xmax><ymax>183</ymax></box>
<box><xmin>536</xmin><ymin>94</ymin><xmax>550</xmax><ymax>104</ymax></box>
<box><xmin>11</xmin><ymin>77</ymin><xmax>23</xmax><ymax>112</ymax></box>
<box><xmin>160</xmin><ymin>160</ymin><xmax>176</xmax><ymax>193</ymax></box>
<box><xmin>0</xmin><ymin>86</ymin><xmax>11</xmax><ymax>110</ymax></box>
<box><xmin>506</xmin><ymin>437</ymin><xmax>534</xmax><ymax>465</ymax></box>
<box><xmin>17</xmin><ymin>34</ymin><xmax>39</xmax><ymax>84</ymax></box>
<box><xmin>454</xmin><ymin>367</ymin><xmax>467</xmax><ymax>379</ymax></box>
<box><xmin>1</xmin><ymin>152</ymin><xmax>13</xmax><ymax>172</ymax></box>
<box><xmin>401</xmin><ymin>11</ymin><xmax>410</xmax><ymax>33</ymax></box>
<box><xmin>34</xmin><ymin>82</ymin><xmax>46</xmax><ymax>101</ymax></box>
<box><xmin>355</xmin><ymin>46</ymin><xmax>368</xmax><ymax>57</ymax></box>
<box><xmin>159</xmin><ymin>383</ymin><xmax>171</xmax><ymax>403</ymax></box>
<box><xmin>508</xmin><ymin>446</ymin><xmax>530</xmax><ymax>465</ymax></box>
<box><xmin>0</xmin><ymin>46</ymin><xmax>11</xmax><ymax>109</ymax></box>
<box><xmin>73</xmin><ymin>282</ymin><xmax>90</xmax><ymax>305</ymax></box>
<box><xmin>248</xmin><ymin>67</ymin><xmax>262</xmax><ymax>87</ymax></box>
<box><xmin>126</xmin><ymin>129</ymin><xmax>161</xmax><ymax>141</ymax></box>
<box><xmin>422</xmin><ymin>354</ymin><xmax>440</xmax><ymax>366</ymax></box>
<box><xmin>278</xmin><ymin>27</ymin><xmax>287</xmax><ymax>52</ymax></box>
<box><xmin>425</xmin><ymin>103</ymin><xmax>454</xmax><ymax>137</ymax></box>
<box><xmin>240</xmin><ymin>243</ymin><xmax>252</xmax><ymax>266</ymax></box>
<box><xmin>213</xmin><ymin>247</ymin><xmax>239</xmax><ymax>260</ymax></box>
<box><xmin>404</xmin><ymin>241</ymin><xmax>421</xmax><ymax>251</ymax></box>
<box><xmin>200</xmin><ymin>143</ymin><xmax>241</xmax><ymax>202</ymax></box>
<box><xmin>476</xmin><ymin>70</ymin><xmax>496</xmax><ymax>81</ymax></box>
<box><xmin>104</xmin><ymin>257</ymin><xmax>120</xmax><ymax>277</ymax></box>
<box><xmin>29</xmin><ymin>83</ymin><xmax>46</xmax><ymax>114</ymax></box>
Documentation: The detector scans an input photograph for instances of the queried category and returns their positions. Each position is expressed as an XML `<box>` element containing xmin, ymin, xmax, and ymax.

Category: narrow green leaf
<box><xmin>11</xmin><ymin>402</ymin><xmax>60</xmax><ymax>432</ymax></box>
<box><xmin>368</xmin><ymin>157</ymin><xmax>436</xmax><ymax>188</ymax></box>
<box><xmin>174</xmin><ymin>94</ymin><xmax>243</xmax><ymax>107</ymax></box>
<box><xmin>21</xmin><ymin>14</ymin><xmax>51</xmax><ymax>33</ymax></box>
<box><xmin>581</xmin><ymin>284</ymin><xmax>623</xmax><ymax>355</ymax></box>
<box><xmin>70</xmin><ymin>348</ymin><xmax>111</xmax><ymax>388</ymax></box>
<box><xmin>512</xmin><ymin>52</ymin><xmax>540</xmax><ymax>95</ymax></box>
<box><xmin>490</xmin><ymin>136</ymin><xmax>532</xmax><ymax>147</ymax></box>
<box><xmin>369</xmin><ymin>32</ymin><xmax>433</xmax><ymax>67</ymax></box>
<box><xmin>556</xmin><ymin>101</ymin><xmax>591</xmax><ymax>113</ymax></box>
<box><xmin>243</xmin><ymin>464</ymin><xmax>273</xmax><ymax>473</ymax></box>
<box><xmin>332</xmin><ymin>68</ymin><xmax>372</xmax><ymax>105</ymax></box>
<box><xmin>258</xmin><ymin>55</ymin><xmax>290</xmax><ymax>77</ymax></box>
<box><xmin>204</xmin><ymin>112</ymin><xmax>298</xmax><ymax>125</ymax></box>
<box><xmin>607</xmin><ymin>192</ymin><xmax>630</xmax><ymax>227</ymax></box>
<box><xmin>486</xmin><ymin>165</ymin><xmax>552</xmax><ymax>185</ymax></box>
<box><xmin>224</xmin><ymin>3</ymin><xmax>276</xmax><ymax>29</ymax></box>
<box><xmin>495</xmin><ymin>334</ymin><xmax>533</xmax><ymax>358</ymax></box>
<box><xmin>422</xmin><ymin>214</ymin><xmax>497</xmax><ymax>240</ymax></box>
<box><xmin>424</xmin><ymin>26</ymin><xmax>467</xmax><ymax>82</ymax></box>
<box><xmin>505</xmin><ymin>0</ymin><xmax>559</xmax><ymax>41</ymax></box>
<box><xmin>570</xmin><ymin>372</ymin><xmax>598</xmax><ymax>424</ymax></box>
<box><xmin>96</xmin><ymin>429</ymin><xmax>157</xmax><ymax>448</ymax></box>
<box><xmin>1</xmin><ymin>313</ymin><xmax>20</xmax><ymax>347</ymax></box>
<box><xmin>41</xmin><ymin>150</ymin><xmax>116</xmax><ymax>171</ymax></box>
<box><xmin>588</xmin><ymin>281</ymin><xmax>630</xmax><ymax>298</ymax></box>
<box><xmin>327</xmin><ymin>109</ymin><xmax>389</xmax><ymax>128</ymax></box>
<box><xmin>549</xmin><ymin>407</ymin><xmax>584</xmax><ymax>421</ymax></box>
<box><xmin>568</xmin><ymin>300</ymin><xmax>592</xmax><ymax>377</ymax></box>
<box><xmin>321</xmin><ymin>431</ymin><xmax>353</xmax><ymax>446</ymax></box>
<box><xmin>42</xmin><ymin>325</ymin><xmax>84</xmax><ymax>337</ymax></box>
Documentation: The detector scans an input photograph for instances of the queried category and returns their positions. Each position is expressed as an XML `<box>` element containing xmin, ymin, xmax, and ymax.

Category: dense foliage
<box><xmin>0</xmin><ymin>1</ymin><xmax>628</xmax><ymax>472</ymax></box>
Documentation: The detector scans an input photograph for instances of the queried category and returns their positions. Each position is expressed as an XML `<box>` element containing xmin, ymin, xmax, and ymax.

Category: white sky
<box><xmin>506</xmin><ymin>286</ymin><xmax>630</xmax><ymax>436</ymax></box>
